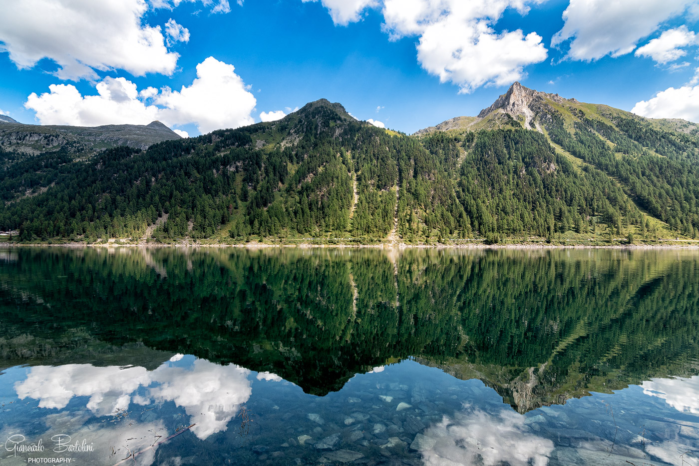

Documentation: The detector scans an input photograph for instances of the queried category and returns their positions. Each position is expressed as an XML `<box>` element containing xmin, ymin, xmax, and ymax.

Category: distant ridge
<box><xmin>415</xmin><ymin>82</ymin><xmax>699</xmax><ymax>137</ymax></box>
<box><xmin>0</xmin><ymin>120</ymin><xmax>181</xmax><ymax>154</ymax></box>
<box><xmin>0</xmin><ymin>115</ymin><xmax>18</xmax><ymax>124</ymax></box>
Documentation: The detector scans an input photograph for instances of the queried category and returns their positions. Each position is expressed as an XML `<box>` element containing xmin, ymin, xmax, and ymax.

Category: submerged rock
<box><xmin>308</xmin><ymin>413</ymin><xmax>325</xmax><ymax>425</ymax></box>
<box><xmin>381</xmin><ymin>437</ymin><xmax>407</xmax><ymax>449</ymax></box>
<box><xmin>380</xmin><ymin>395</ymin><xmax>393</xmax><ymax>403</ymax></box>
<box><xmin>323</xmin><ymin>450</ymin><xmax>364</xmax><ymax>463</ymax></box>
<box><xmin>410</xmin><ymin>434</ymin><xmax>437</xmax><ymax>451</ymax></box>
<box><xmin>373</xmin><ymin>423</ymin><xmax>386</xmax><ymax>434</ymax></box>
<box><xmin>348</xmin><ymin>431</ymin><xmax>364</xmax><ymax>442</ymax></box>
<box><xmin>344</xmin><ymin>417</ymin><xmax>355</xmax><ymax>425</ymax></box>
<box><xmin>352</xmin><ymin>412</ymin><xmax>370</xmax><ymax>421</ymax></box>
<box><xmin>315</xmin><ymin>433</ymin><xmax>340</xmax><ymax>450</ymax></box>
<box><xmin>347</xmin><ymin>397</ymin><xmax>362</xmax><ymax>403</ymax></box>
<box><xmin>396</xmin><ymin>402</ymin><xmax>412</xmax><ymax>411</ymax></box>
<box><xmin>298</xmin><ymin>435</ymin><xmax>312</xmax><ymax>446</ymax></box>
<box><xmin>403</xmin><ymin>415</ymin><xmax>426</xmax><ymax>435</ymax></box>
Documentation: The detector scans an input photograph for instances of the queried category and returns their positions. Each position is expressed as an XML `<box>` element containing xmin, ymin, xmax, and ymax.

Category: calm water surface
<box><xmin>0</xmin><ymin>248</ymin><xmax>698</xmax><ymax>465</ymax></box>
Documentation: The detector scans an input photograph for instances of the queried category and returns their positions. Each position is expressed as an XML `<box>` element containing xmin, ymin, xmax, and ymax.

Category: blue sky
<box><xmin>0</xmin><ymin>0</ymin><xmax>697</xmax><ymax>136</ymax></box>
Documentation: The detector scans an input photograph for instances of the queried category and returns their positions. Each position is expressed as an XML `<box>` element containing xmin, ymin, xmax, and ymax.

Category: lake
<box><xmin>0</xmin><ymin>247</ymin><xmax>698</xmax><ymax>465</ymax></box>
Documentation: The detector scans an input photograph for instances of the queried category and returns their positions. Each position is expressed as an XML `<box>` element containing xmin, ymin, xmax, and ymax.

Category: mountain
<box><xmin>415</xmin><ymin>82</ymin><xmax>699</xmax><ymax>137</ymax></box>
<box><xmin>0</xmin><ymin>115</ymin><xmax>19</xmax><ymax>124</ymax></box>
<box><xmin>1</xmin><ymin>87</ymin><xmax>699</xmax><ymax>244</ymax></box>
<box><xmin>0</xmin><ymin>119</ymin><xmax>181</xmax><ymax>156</ymax></box>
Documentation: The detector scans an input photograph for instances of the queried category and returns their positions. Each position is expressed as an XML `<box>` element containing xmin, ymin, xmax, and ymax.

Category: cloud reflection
<box><xmin>14</xmin><ymin>358</ymin><xmax>263</xmax><ymax>440</ymax></box>
<box><xmin>642</xmin><ymin>376</ymin><xmax>699</xmax><ymax>415</ymax></box>
<box><xmin>419</xmin><ymin>408</ymin><xmax>554</xmax><ymax>466</ymax></box>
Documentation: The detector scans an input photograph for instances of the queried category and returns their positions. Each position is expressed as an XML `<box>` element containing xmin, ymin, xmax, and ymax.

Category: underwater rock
<box><xmin>323</xmin><ymin>450</ymin><xmax>365</xmax><ymax>463</ymax></box>
<box><xmin>347</xmin><ymin>397</ymin><xmax>362</xmax><ymax>403</ymax></box>
<box><xmin>348</xmin><ymin>431</ymin><xmax>364</xmax><ymax>442</ymax></box>
<box><xmin>402</xmin><ymin>415</ymin><xmax>426</xmax><ymax>435</ymax></box>
<box><xmin>352</xmin><ymin>412</ymin><xmax>370</xmax><ymax>422</ymax></box>
<box><xmin>380</xmin><ymin>396</ymin><xmax>393</xmax><ymax>403</ymax></box>
<box><xmin>344</xmin><ymin>417</ymin><xmax>355</xmax><ymax>425</ymax></box>
<box><xmin>373</xmin><ymin>423</ymin><xmax>386</xmax><ymax>434</ymax></box>
<box><xmin>381</xmin><ymin>437</ymin><xmax>407</xmax><ymax>449</ymax></box>
<box><xmin>298</xmin><ymin>435</ymin><xmax>312</xmax><ymax>445</ymax></box>
<box><xmin>396</xmin><ymin>402</ymin><xmax>412</xmax><ymax>411</ymax></box>
<box><xmin>314</xmin><ymin>433</ymin><xmax>340</xmax><ymax>450</ymax></box>
<box><xmin>308</xmin><ymin>413</ymin><xmax>324</xmax><ymax>425</ymax></box>
<box><xmin>252</xmin><ymin>446</ymin><xmax>268</xmax><ymax>454</ymax></box>
<box><xmin>410</xmin><ymin>434</ymin><xmax>437</xmax><ymax>451</ymax></box>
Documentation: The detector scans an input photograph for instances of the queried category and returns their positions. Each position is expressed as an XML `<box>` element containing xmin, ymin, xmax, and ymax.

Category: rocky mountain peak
<box><xmin>477</xmin><ymin>82</ymin><xmax>539</xmax><ymax>119</ymax></box>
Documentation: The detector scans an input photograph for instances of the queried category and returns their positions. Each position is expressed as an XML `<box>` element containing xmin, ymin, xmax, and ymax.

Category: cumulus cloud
<box><xmin>0</xmin><ymin>0</ymin><xmax>180</xmax><ymax>80</ymax></box>
<box><xmin>635</xmin><ymin>26</ymin><xmax>697</xmax><ymax>64</ymax></box>
<box><xmin>15</xmin><ymin>364</ymin><xmax>152</xmax><ymax>414</ymax></box>
<box><xmin>419</xmin><ymin>408</ymin><xmax>554</xmax><ymax>466</ymax></box>
<box><xmin>367</xmin><ymin>118</ymin><xmax>385</xmax><ymax>128</ymax></box>
<box><xmin>632</xmin><ymin>84</ymin><xmax>699</xmax><ymax>122</ymax></box>
<box><xmin>164</xmin><ymin>19</ymin><xmax>190</xmax><ymax>46</ymax></box>
<box><xmin>260</xmin><ymin>110</ymin><xmax>287</xmax><ymax>122</ymax></box>
<box><xmin>382</xmin><ymin>0</ymin><xmax>547</xmax><ymax>93</ymax></box>
<box><xmin>25</xmin><ymin>57</ymin><xmax>257</xmax><ymax>134</ymax></box>
<box><xmin>14</xmin><ymin>358</ymin><xmax>254</xmax><ymax>441</ymax></box>
<box><xmin>641</xmin><ymin>376</ymin><xmax>699</xmax><ymax>414</ymax></box>
<box><xmin>152</xmin><ymin>0</ymin><xmax>233</xmax><ymax>14</ymax></box>
<box><xmin>256</xmin><ymin>371</ymin><xmax>283</xmax><ymax>382</ymax></box>
<box><xmin>173</xmin><ymin>129</ymin><xmax>189</xmax><ymax>138</ymax></box>
<box><xmin>156</xmin><ymin>57</ymin><xmax>256</xmax><ymax>132</ymax></box>
<box><xmin>301</xmin><ymin>0</ymin><xmax>379</xmax><ymax>26</ymax></box>
<box><xmin>551</xmin><ymin>0</ymin><xmax>693</xmax><ymax>61</ymax></box>
<box><xmin>149</xmin><ymin>359</ymin><xmax>252</xmax><ymax>440</ymax></box>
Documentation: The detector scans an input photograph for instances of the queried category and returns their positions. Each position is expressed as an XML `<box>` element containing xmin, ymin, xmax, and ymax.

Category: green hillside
<box><xmin>1</xmin><ymin>85</ymin><xmax>699</xmax><ymax>245</ymax></box>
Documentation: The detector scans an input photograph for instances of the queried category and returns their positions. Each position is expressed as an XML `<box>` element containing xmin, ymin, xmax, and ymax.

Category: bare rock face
<box><xmin>478</xmin><ymin>82</ymin><xmax>539</xmax><ymax>119</ymax></box>
<box><xmin>477</xmin><ymin>82</ymin><xmax>572</xmax><ymax>131</ymax></box>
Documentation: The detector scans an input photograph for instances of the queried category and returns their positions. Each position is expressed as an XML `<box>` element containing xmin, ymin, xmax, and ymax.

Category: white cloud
<box><xmin>367</xmin><ymin>118</ymin><xmax>385</xmax><ymax>128</ymax></box>
<box><xmin>156</xmin><ymin>57</ymin><xmax>257</xmax><ymax>133</ymax></box>
<box><xmin>301</xmin><ymin>0</ymin><xmax>379</xmax><ymax>26</ymax></box>
<box><xmin>668</xmin><ymin>61</ymin><xmax>691</xmax><ymax>71</ymax></box>
<box><xmin>0</xmin><ymin>109</ymin><xmax>7</xmax><ymax>115</ymax></box>
<box><xmin>164</xmin><ymin>19</ymin><xmax>190</xmax><ymax>46</ymax></box>
<box><xmin>376</xmin><ymin>105</ymin><xmax>384</xmax><ymax>112</ymax></box>
<box><xmin>256</xmin><ymin>371</ymin><xmax>283</xmax><ymax>382</ymax></box>
<box><xmin>381</xmin><ymin>0</ymin><xmax>548</xmax><ymax>93</ymax></box>
<box><xmin>14</xmin><ymin>358</ymin><xmax>254</xmax><ymax>441</ymax></box>
<box><xmin>635</xmin><ymin>26</ymin><xmax>697</xmax><ymax>64</ymax></box>
<box><xmin>15</xmin><ymin>364</ymin><xmax>152</xmax><ymax>414</ymax></box>
<box><xmin>647</xmin><ymin>440</ymin><xmax>699</xmax><ymax>466</ymax></box>
<box><xmin>260</xmin><ymin>110</ymin><xmax>287</xmax><ymax>122</ymax></box>
<box><xmin>0</xmin><ymin>0</ymin><xmax>180</xmax><ymax>80</ymax></box>
<box><xmin>642</xmin><ymin>376</ymin><xmax>699</xmax><ymax>414</ymax></box>
<box><xmin>26</xmin><ymin>78</ymin><xmax>159</xmax><ymax>127</ymax></box>
<box><xmin>551</xmin><ymin>0</ymin><xmax>693</xmax><ymax>61</ymax></box>
<box><xmin>632</xmin><ymin>85</ymin><xmax>699</xmax><ymax>122</ymax></box>
<box><xmin>26</xmin><ymin>57</ymin><xmax>257</xmax><ymax>134</ymax></box>
<box><xmin>149</xmin><ymin>359</ymin><xmax>252</xmax><ymax>440</ymax></box>
<box><xmin>419</xmin><ymin>409</ymin><xmax>555</xmax><ymax>466</ymax></box>
<box><xmin>173</xmin><ymin>129</ymin><xmax>189</xmax><ymax>138</ymax></box>
<box><xmin>152</xmin><ymin>0</ymin><xmax>233</xmax><ymax>14</ymax></box>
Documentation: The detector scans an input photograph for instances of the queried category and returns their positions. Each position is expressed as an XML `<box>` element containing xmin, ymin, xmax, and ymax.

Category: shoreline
<box><xmin>2</xmin><ymin>241</ymin><xmax>699</xmax><ymax>250</ymax></box>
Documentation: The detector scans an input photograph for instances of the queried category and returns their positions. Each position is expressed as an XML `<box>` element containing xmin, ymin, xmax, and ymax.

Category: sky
<box><xmin>0</xmin><ymin>0</ymin><xmax>698</xmax><ymax>137</ymax></box>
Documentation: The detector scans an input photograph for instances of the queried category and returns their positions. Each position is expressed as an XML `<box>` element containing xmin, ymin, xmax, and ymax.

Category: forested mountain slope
<box><xmin>1</xmin><ymin>86</ymin><xmax>699</xmax><ymax>244</ymax></box>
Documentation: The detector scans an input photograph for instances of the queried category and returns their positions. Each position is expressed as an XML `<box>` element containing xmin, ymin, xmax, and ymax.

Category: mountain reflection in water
<box><xmin>0</xmin><ymin>248</ymin><xmax>698</xmax><ymax>465</ymax></box>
